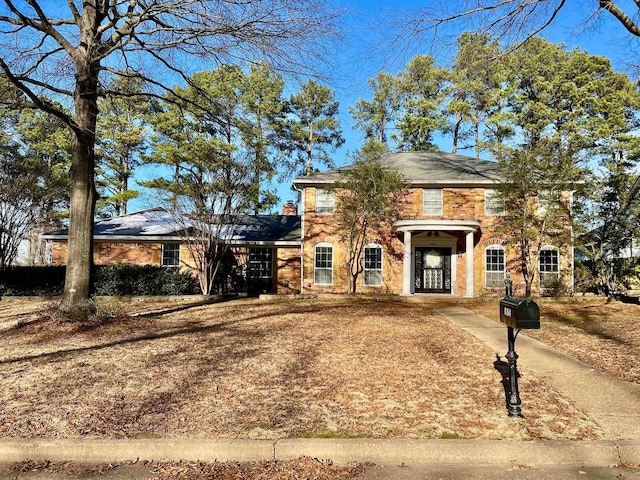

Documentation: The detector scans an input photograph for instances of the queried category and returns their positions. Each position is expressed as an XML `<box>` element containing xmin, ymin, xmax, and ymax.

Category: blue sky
<box><xmin>134</xmin><ymin>1</ymin><xmax>640</xmax><ymax>212</ymax></box>
<box><xmin>327</xmin><ymin>0</ymin><xmax>638</xmax><ymax>158</ymax></box>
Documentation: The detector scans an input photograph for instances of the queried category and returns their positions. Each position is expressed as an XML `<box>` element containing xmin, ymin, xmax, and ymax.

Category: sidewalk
<box><xmin>434</xmin><ymin>306</ymin><xmax>640</xmax><ymax>441</ymax></box>
<box><xmin>1</xmin><ymin>307</ymin><xmax>639</xmax><ymax>478</ymax></box>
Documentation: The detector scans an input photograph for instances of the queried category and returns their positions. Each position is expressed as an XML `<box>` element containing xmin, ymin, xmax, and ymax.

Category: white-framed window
<box><xmin>485</xmin><ymin>189</ymin><xmax>505</xmax><ymax>216</ymax></box>
<box><xmin>315</xmin><ymin>188</ymin><xmax>334</xmax><ymax>214</ymax></box>
<box><xmin>485</xmin><ymin>245</ymin><xmax>505</xmax><ymax>288</ymax></box>
<box><xmin>162</xmin><ymin>243</ymin><xmax>180</xmax><ymax>267</ymax></box>
<box><xmin>539</xmin><ymin>246</ymin><xmax>560</xmax><ymax>288</ymax></box>
<box><xmin>423</xmin><ymin>189</ymin><xmax>443</xmax><ymax>215</ymax></box>
<box><xmin>363</xmin><ymin>244</ymin><xmax>383</xmax><ymax>286</ymax></box>
<box><xmin>314</xmin><ymin>243</ymin><xmax>333</xmax><ymax>285</ymax></box>
<box><xmin>537</xmin><ymin>190</ymin><xmax>558</xmax><ymax>217</ymax></box>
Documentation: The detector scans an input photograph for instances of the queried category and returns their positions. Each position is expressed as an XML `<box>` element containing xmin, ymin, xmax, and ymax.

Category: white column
<box><xmin>402</xmin><ymin>230</ymin><xmax>413</xmax><ymax>296</ymax></box>
<box><xmin>465</xmin><ymin>231</ymin><xmax>475</xmax><ymax>298</ymax></box>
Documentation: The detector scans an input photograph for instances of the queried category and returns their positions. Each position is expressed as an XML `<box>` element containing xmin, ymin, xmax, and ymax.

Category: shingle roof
<box><xmin>293</xmin><ymin>151</ymin><xmax>501</xmax><ymax>186</ymax></box>
<box><xmin>42</xmin><ymin>208</ymin><xmax>301</xmax><ymax>244</ymax></box>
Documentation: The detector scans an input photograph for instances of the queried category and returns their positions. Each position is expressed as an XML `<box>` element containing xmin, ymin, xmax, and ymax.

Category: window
<box><xmin>423</xmin><ymin>189</ymin><xmax>443</xmax><ymax>215</ymax></box>
<box><xmin>248</xmin><ymin>248</ymin><xmax>273</xmax><ymax>280</ymax></box>
<box><xmin>315</xmin><ymin>188</ymin><xmax>334</xmax><ymax>214</ymax></box>
<box><xmin>485</xmin><ymin>189</ymin><xmax>505</xmax><ymax>216</ymax></box>
<box><xmin>314</xmin><ymin>243</ymin><xmax>333</xmax><ymax>285</ymax></box>
<box><xmin>485</xmin><ymin>245</ymin><xmax>505</xmax><ymax>288</ymax></box>
<box><xmin>539</xmin><ymin>247</ymin><xmax>560</xmax><ymax>288</ymax></box>
<box><xmin>162</xmin><ymin>243</ymin><xmax>180</xmax><ymax>267</ymax></box>
<box><xmin>363</xmin><ymin>244</ymin><xmax>383</xmax><ymax>286</ymax></box>
<box><xmin>538</xmin><ymin>190</ymin><xmax>558</xmax><ymax>217</ymax></box>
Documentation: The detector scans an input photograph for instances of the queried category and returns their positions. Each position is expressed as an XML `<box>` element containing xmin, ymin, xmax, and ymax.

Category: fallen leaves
<box><xmin>0</xmin><ymin>296</ymin><xmax>605</xmax><ymax>441</ymax></box>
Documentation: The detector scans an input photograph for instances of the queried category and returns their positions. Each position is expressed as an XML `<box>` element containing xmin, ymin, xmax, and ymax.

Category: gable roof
<box><xmin>42</xmin><ymin>207</ymin><xmax>301</xmax><ymax>245</ymax></box>
<box><xmin>293</xmin><ymin>151</ymin><xmax>501</xmax><ymax>187</ymax></box>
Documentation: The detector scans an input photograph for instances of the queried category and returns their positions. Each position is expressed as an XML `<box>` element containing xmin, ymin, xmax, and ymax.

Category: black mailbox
<box><xmin>499</xmin><ymin>296</ymin><xmax>540</xmax><ymax>329</ymax></box>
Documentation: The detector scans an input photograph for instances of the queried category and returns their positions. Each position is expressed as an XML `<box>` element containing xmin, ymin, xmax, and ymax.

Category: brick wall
<box><xmin>50</xmin><ymin>241</ymin><xmax>162</xmax><ymax>266</ymax></box>
<box><xmin>302</xmin><ymin>186</ymin><xmax>573</xmax><ymax>296</ymax></box>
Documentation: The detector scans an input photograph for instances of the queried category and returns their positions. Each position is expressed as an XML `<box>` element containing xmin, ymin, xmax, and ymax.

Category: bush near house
<box><xmin>0</xmin><ymin>266</ymin><xmax>66</xmax><ymax>296</ymax></box>
<box><xmin>0</xmin><ymin>265</ymin><xmax>199</xmax><ymax>296</ymax></box>
<box><xmin>93</xmin><ymin>264</ymin><xmax>200</xmax><ymax>296</ymax></box>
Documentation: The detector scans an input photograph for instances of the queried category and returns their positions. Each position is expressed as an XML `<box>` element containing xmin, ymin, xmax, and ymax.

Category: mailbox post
<box><xmin>494</xmin><ymin>272</ymin><xmax>540</xmax><ymax>417</ymax></box>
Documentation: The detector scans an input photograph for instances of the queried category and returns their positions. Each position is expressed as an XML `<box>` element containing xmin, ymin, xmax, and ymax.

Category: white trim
<box><xmin>465</xmin><ymin>231</ymin><xmax>475</xmax><ymax>297</ymax></box>
<box><xmin>422</xmin><ymin>188</ymin><xmax>443</xmax><ymax>215</ymax></box>
<box><xmin>313</xmin><ymin>242</ymin><xmax>334</xmax><ymax>286</ymax></box>
<box><xmin>315</xmin><ymin>188</ymin><xmax>334</xmax><ymax>214</ymax></box>
<box><xmin>394</xmin><ymin>219</ymin><xmax>480</xmax><ymax>233</ymax></box>
<box><xmin>161</xmin><ymin>243</ymin><xmax>180</xmax><ymax>268</ymax></box>
<box><xmin>485</xmin><ymin>244</ymin><xmax>506</xmax><ymax>288</ymax></box>
<box><xmin>363</xmin><ymin>243</ymin><xmax>383</xmax><ymax>287</ymax></box>
<box><xmin>402</xmin><ymin>231</ymin><xmax>413</xmax><ymax>295</ymax></box>
<box><xmin>539</xmin><ymin>245</ymin><xmax>560</xmax><ymax>288</ymax></box>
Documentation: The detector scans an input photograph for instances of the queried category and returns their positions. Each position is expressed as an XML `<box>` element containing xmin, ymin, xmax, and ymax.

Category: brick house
<box><xmin>42</xmin><ymin>205</ymin><xmax>302</xmax><ymax>294</ymax></box>
<box><xmin>43</xmin><ymin>151</ymin><xmax>574</xmax><ymax>297</ymax></box>
<box><xmin>292</xmin><ymin>151</ymin><xmax>574</xmax><ymax>297</ymax></box>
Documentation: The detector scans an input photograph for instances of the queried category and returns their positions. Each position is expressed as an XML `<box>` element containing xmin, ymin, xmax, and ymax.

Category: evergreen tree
<box><xmin>493</xmin><ymin>39</ymin><xmax>638</xmax><ymax>295</ymax></box>
<box><xmin>395</xmin><ymin>55</ymin><xmax>449</xmax><ymax>151</ymax></box>
<box><xmin>96</xmin><ymin>75</ymin><xmax>151</xmax><ymax>217</ymax></box>
<box><xmin>284</xmin><ymin>80</ymin><xmax>344</xmax><ymax>176</ymax></box>
<box><xmin>240</xmin><ymin>63</ymin><xmax>286</xmax><ymax>213</ymax></box>
<box><xmin>448</xmin><ymin>32</ymin><xmax>504</xmax><ymax>157</ymax></box>
<box><xmin>349</xmin><ymin>72</ymin><xmax>402</xmax><ymax>147</ymax></box>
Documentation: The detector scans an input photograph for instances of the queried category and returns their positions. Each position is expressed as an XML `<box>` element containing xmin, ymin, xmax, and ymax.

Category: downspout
<box><xmin>294</xmin><ymin>184</ymin><xmax>304</xmax><ymax>295</ymax></box>
<box><xmin>569</xmin><ymin>190</ymin><xmax>576</xmax><ymax>294</ymax></box>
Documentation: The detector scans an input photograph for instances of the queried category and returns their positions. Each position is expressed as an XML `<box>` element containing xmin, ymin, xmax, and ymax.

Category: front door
<box><xmin>415</xmin><ymin>247</ymin><xmax>451</xmax><ymax>293</ymax></box>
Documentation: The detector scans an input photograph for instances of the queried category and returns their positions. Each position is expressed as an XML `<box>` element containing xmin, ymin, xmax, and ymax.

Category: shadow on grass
<box><xmin>0</xmin><ymin>297</ymin><xmax>409</xmax><ymax>367</ymax></box>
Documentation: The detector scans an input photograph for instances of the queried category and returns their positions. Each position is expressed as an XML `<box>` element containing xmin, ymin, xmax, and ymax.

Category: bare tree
<box><xmin>397</xmin><ymin>0</ymin><xmax>640</xmax><ymax>49</ymax></box>
<box><xmin>0</xmin><ymin>0</ymin><xmax>341</xmax><ymax>314</ymax></box>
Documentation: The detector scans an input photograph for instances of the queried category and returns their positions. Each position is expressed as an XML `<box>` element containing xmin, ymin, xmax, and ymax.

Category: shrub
<box><xmin>0</xmin><ymin>264</ymin><xmax>199</xmax><ymax>296</ymax></box>
<box><xmin>0</xmin><ymin>266</ymin><xmax>66</xmax><ymax>296</ymax></box>
<box><xmin>93</xmin><ymin>264</ymin><xmax>199</xmax><ymax>296</ymax></box>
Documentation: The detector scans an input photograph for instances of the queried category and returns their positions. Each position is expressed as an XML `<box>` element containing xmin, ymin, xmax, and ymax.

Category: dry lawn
<box><xmin>467</xmin><ymin>296</ymin><xmax>640</xmax><ymax>385</ymax></box>
<box><xmin>0</xmin><ymin>296</ymin><xmax>608</xmax><ymax>441</ymax></box>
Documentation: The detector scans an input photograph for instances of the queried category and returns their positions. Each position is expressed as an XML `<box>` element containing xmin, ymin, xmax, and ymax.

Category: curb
<box><xmin>0</xmin><ymin>439</ymin><xmax>639</xmax><ymax>467</ymax></box>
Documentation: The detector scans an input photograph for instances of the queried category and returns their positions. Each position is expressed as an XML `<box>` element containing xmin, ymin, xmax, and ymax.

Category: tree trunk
<box><xmin>452</xmin><ymin>113</ymin><xmax>461</xmax><ymax>154</ymax></box>
<box><xmin>60</xmin><ymin>67</ymin><xmax>99</xmax><ymax>313</ymax></box>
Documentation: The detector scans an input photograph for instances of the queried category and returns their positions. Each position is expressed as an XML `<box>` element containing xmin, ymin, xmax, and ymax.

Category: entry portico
<box><xmin>395</xmin><ymin>219</ymin><xmax>481</xmax><ymax>297</ymax></box>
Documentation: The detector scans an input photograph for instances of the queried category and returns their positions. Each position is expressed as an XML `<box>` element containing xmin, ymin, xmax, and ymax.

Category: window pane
<box><xmin>162</xmin><ymin>244</ymin><xmax>180</xmax><ymax>267</ymax></box>
<box><xmin>314</xmin><ymin>268</ymin><xmax>332</xmax><ymax>285</ymax></box>
<box><xmin>539</xmin><ymin>249</ymin><xmax>559</xmax><ymax>272</ymax></box>
<box><xmin>314</xmin><ymin>245</ymin><xmax>333</xmax><ymax>285</ymax></box>
<box><xmin>539</xmin><ymin>249</ymin><xmax>559</xmax><ymax>288</ymax></box>
<box><xmin>485</xmin><ymin>189</ymin><xmax>505</xmax><ymax>216</ymax></box>
<box><xmin>423</xmin><ymin>189</ymin><xmax>442</xmax><ymax>215</ymax></box>
<box><xmin>485</xmin><ymin>247</ymin><xmax>505</xmax><ymax>288</ymax></box>
<box><xmin>364</xmin><ymin>246</ymin><xmax>382</xmax><ymax>286</ymax></box>
<box><xmin>315</xmin><ymin>189</ymin><xmax>334</xmax><ymax>213</ymax></box>
<box><xmin>248</xmin><ymin>248</ymin><xmax>272</xmax><ymax>279</ymax></box>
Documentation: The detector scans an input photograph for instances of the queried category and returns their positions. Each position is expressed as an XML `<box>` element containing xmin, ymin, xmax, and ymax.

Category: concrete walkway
<box><xmin>434</xmin><ymin>306</ymin><xmax>640</xmax><ymax>441</ymax></box>
<box><xmin>1</xmin><ymin>307</ymin><xmax>639</xmax><ymax>478</ymax></box>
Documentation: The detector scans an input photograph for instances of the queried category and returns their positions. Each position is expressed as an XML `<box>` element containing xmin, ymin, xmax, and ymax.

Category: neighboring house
<box><xmin>42</xmin><ymin>204</ymin><xmax>301</xmax><ymax>294</ymax></box>
<box><xmin>43</xmin><ymin>151</ymin><xmax>574</xmax><ymax>297</ymax></box>
<box><xmin>292</xmin><ymin>151</ymin><xmax>574</xmax><ymax>297</ymax></box>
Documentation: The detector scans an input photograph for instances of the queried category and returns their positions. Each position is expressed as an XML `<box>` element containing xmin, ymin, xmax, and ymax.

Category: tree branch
<box><xmin>0</xmin><ymin>57</ymin><xmax>72</xmax><ymax>127</ymax></box>
<box><xmin>599</xmin><ymin>0</ymin><xmax>640</xmax><ymax>36</ymax></box>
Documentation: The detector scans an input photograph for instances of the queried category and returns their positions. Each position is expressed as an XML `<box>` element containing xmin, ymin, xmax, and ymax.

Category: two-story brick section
<box><xmin>293</xmin><ymin>151</ymin><xmax>574</xmax><ymax>297</ymax></box>
<box><xmin>43</xmin><ymin>151</ymin><xmax>573</xmax><ymax>297</ymax></box>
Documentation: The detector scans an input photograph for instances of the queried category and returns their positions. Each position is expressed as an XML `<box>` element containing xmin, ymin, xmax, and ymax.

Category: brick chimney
<box><xmin>282</xmin><ymin>200</ymin><xmax>298</xmax><ymax>216</ymax></box>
